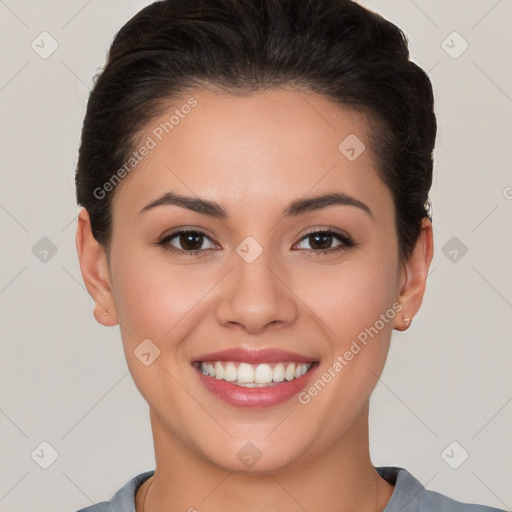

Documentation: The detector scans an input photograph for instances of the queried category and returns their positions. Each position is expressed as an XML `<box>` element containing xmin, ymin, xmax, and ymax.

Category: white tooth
<box><xmin>223</xmin><ymin>362</ymin><xmax>237</xmax><ymax>381</ymax></box>
<box><xmin>294</xmin><ymin>364</ymin><xmax>302</xmax><ymax>379</ymax></box>
<box><xmin>254</xmin><ymin>364</ymin><xmax>273</xmax><ymax>384</ymax></box>
<box><xmin>237</xmin><ymin>363</ymin><xmax>254</xmax><ymax>383</ymax></box>
<box><xmin>214</xmin><ymin>361</ymin><xmax>224</xmax><ymax>379</ymax></box>
<box><xmin>285</xmin><ymin>363</ymin><xmax>296</xmax><ymax>381</ymax></box>
<box><xmin>207</xmin><ymin>363</ymin><xmax>215</xmax><ymax>377</ymax></box>
<box><xmin>236</xmin><ymin>381</ymin><xmax>277</xmax><ymax>388</ymax></box>
<box><xmin>201</xmin><ymin>362</ymin><xmax>208</xmax><ymax>375</ymax></box>
<box><xmin>300</xmin><ymin>363</ymin><xmax>308</xmax><ymax>376</ymax></box>
<box><xmin>237</xmin><ymin>381</ymin><xmax>258</xmax><ymax>387</ymax></box>
<box><xmin>272</xmin><ymin>363</ymin><xmax>285</xmax><ymax>382</ymax></box>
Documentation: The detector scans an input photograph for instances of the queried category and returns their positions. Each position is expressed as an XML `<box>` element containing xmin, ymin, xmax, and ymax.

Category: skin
<box><xmin>76</xmin><ymin>87</ymin><xmax>433</xmax><ymax>512</ymax></box>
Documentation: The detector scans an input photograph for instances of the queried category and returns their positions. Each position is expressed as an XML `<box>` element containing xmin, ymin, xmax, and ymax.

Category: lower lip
<box><xmin>194</xmin><ymin>363</ymin><xmax>318</xmax><ymax>409</ymax></box>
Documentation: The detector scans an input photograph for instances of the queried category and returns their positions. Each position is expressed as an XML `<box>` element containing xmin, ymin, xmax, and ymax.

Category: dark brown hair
<box><xmin>75</xmin><ymin>0</ymin><xmax>436</xmax><ymax>264</ymax></box>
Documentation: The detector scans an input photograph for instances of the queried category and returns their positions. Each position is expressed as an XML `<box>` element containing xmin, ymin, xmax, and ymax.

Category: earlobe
<box><xmin>75</xmin><ymin>208</ymin><xmax>119</xmax><ymax>327</ymax></box>
<box><xmin>394</xmin><ymin>218</ymin><xmax>434</xmax><ymax>332</ymax></box>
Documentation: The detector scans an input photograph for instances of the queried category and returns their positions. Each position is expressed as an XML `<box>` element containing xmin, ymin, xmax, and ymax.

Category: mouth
<box><xmin>191</xmin><ymin>347</ymin><xmax>319</xmax><ymax>408</ymax></box>
<box><xmin>193</xmin><ymin>360</ymin><xmax>315</xmax><ymax>387</ymax></box>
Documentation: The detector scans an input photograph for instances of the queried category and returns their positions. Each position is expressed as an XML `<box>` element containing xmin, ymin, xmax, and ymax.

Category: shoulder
<box><xmin>377</xmin><ymin>466</ymin><xmax>507</xmax><ymax>512</ymax></box>
<box><xmin>73</xmin><ymin>470</ymin><xmax>155</xmax><ymax>512</ymax></box>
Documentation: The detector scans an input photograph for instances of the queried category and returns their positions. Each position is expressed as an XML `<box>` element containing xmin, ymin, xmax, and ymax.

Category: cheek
<box><xmin>110</xmin><ymin>245</ymin><xmax>202</xmax><ymax>337</ymax></box>
<box><xmin>110</xmin><ymin>251</ymin><xmax>206</xmax><ymax>412</ymax></box>
<box><xmin>110</xmin><ymin>249</ymin><xmax>226</xmax><ymax>389</ymax></box>
<box><xmin>297</xmin><ymin>251</ymin><xmax>398</xmax><ymax>342</ymax></box>
<box><xmin>297</xmin><ymin>266</ymin><xmax>398</xmax><ymax>431</ymax></box>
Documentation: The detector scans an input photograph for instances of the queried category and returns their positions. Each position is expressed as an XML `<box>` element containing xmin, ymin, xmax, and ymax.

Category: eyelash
<box><xmin>157</xmin><ymin>227</ymin><xmax>354</xmax><ymax>257</ymax></box>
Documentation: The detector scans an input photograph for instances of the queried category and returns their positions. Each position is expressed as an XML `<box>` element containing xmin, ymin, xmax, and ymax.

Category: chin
<box><xmin>204</xmin><ymin>440</ymin><xmax>309</xmax><ymax>475</ymax></box>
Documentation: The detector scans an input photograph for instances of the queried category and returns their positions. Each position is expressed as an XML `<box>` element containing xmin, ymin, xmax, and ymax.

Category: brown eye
<box><xmin>159</xmin><ymin>230</ymin><xmax>216</xmax><ymax>254</ymax></box>
<box><xmin>295</xmin><ymin>229</ymin><xmax>354</xmax><ymax>254</ymax></box>
<box><xmin>177</xmin><ymin>232</ymin><xmax>205</xmax><ymax>251</ymax></box>
<box><xmin>309</xmin><ymin>232</ymin><xmax>334</xmax><ymax>251</ymax></box>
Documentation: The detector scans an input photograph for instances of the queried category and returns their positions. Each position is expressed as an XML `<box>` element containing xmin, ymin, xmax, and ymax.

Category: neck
<box><xmin>137</xmin><ymin>403</ymin><xmax>395</xmax><ymax>512</ymax></box>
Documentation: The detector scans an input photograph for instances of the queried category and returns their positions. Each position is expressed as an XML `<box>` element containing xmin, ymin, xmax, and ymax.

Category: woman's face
<box><xmin>82</xmin><ymin>87</ymin><xmax>427</xmax><ymax>472</ymax></box>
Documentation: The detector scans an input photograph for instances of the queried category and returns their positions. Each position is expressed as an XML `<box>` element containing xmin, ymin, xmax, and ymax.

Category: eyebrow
<box><xmin>138</xmin><ymin>190</ymin><xmax>374</xmax><ymax>220</ymax></box>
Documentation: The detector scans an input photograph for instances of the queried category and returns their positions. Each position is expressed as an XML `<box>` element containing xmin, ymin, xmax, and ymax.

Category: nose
<box><xmin>215</xmin><ymin>245</ymin><xmax>298</xmax><ymax>335</ymax></box>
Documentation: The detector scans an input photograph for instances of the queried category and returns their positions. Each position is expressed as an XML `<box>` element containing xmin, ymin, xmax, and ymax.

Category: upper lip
<box><xmin>192</xmin><ymin>346</ymin><xmax>316</xmax><ymax>364</ymax></box>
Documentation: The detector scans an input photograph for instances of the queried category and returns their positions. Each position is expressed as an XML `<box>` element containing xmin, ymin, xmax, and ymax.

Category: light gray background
<box><xmin>1</xmin><ymin>1</ymin><xmax>511</xmax><ymax>511</ymax></box>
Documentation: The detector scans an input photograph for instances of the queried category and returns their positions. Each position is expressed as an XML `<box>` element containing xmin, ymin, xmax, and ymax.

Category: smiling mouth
<box><xmin>192</xmin><ymin>360</ymin><xmax>316</xmax><ymax>387</ymax></box>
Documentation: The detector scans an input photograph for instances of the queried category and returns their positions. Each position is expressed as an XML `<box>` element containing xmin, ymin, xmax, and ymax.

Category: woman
<box><xmin>73</xmin><ymin>0</ymin><xmax>506</xmax><ymax>510</ymax></box>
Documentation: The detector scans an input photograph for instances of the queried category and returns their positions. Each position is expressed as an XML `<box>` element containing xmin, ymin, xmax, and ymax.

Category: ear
<box><xmin>75</xmin><ymin>207</ymin><xmax>119</xmax><ymax>327</ymax></box>
<box><xmin>394</xmin><ymin>217</ymin><xmax>434</xmax><ymax>331</ymax></box>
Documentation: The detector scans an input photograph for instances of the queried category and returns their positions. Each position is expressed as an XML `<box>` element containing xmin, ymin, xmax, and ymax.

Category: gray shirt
<box><xmin>75</xmin><ymin>466</ymin><xmax>507</xmax><ymax>512</ymax></box>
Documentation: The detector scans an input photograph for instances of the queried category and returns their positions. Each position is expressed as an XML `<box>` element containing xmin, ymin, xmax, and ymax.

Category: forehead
<box><xmin>111</xmin><ymin>87</ymin><xmax>393</xmax><ymax>222</ymax></box>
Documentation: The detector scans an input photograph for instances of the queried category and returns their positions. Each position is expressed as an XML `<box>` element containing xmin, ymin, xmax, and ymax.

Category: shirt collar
<box><xmin>106</xmin><ymin>466</ymin><xmax>424</xmax><ymax>512</ymax></box>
